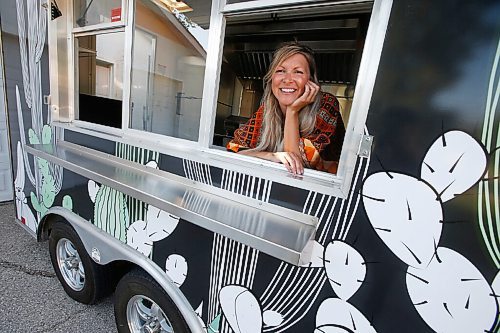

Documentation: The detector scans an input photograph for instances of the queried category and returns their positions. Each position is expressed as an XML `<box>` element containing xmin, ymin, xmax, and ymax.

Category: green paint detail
<box><xmin>28</xmin><ymin>127</ymin><xmax>58</xmax><ymax>217</ymax></box>
<box><xmin>94</xmin><ymin>185</ymin><xmax>130</xmax><ymax>242</ymax></box>
<box><xmin>494</xmin><ymin>126</ymin><xmax>500</xmax><ymax>265</ymax></box>
<box><xmin>41</xmin><ymin>125</ymin><xmax>51</xmax><ymax>145</ymax></box>
<box><xmin>478</xmin><ymin>185</ymin><xmax>500</xmax><ymax>268</ymax></box>
<box><xmin>207</xmin><ymin>314</ymin><xmax>221</xmax><ymax>333</ymax></box>
<box><xmin>62</xmin><ymin>195</ymin><xmax>73</xmax><ymax>211</ymax></box>
<box><xmin>479</xmin><ymin>36</ymin><xmax>500</xmax><ymax>269</ymax></box>
<box><xmin>28</xmin><ymin>128</ymin><xmax>39</xmax><ymax>145</ymax></box>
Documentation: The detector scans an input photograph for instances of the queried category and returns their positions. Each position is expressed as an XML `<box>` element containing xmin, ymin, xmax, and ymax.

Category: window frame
<box><xmin>51</xmin><ymin>0</ymin><xmax>393</xmax><ymax>198</ymax></box>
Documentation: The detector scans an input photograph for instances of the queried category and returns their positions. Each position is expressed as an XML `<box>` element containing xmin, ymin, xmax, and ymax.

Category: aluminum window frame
<box><xmin>50</xmin><ymin>0</ymin><xmax>392</xmax><ymax>198</ymax></box>
<box><xmin>196</xmin><ymin>0</ymin><xmax>392</xmax><ymax>197</ymax></box>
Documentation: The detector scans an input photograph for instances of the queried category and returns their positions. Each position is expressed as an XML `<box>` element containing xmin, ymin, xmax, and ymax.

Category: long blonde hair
<box><xmin>254</xmin><ymin>42</ymin><xmax>322</xmax><ymax>152</ymax></box>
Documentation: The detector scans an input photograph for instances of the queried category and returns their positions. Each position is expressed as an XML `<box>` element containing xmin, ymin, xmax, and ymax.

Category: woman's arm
<box><xmin>238</xmin><ymin>149</ymin><xmax>304</xmax><ymax>175</ymax></box>
<box><xmin>282</xmin><ymin>81</ymin><xmax>320</xmax><ymax>174</ymax></box>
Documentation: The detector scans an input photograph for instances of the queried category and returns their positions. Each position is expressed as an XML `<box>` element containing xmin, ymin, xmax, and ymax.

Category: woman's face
<box><xmin>271</xmin><ymin>53</ymin><xmax>311</xmax><ymax>112</ymax></box>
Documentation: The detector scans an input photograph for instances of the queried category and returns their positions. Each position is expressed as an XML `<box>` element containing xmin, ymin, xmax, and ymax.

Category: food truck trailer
<box><xmin>0</xmin><ymin>0</ymin><xmax>499</xmax><ymax>332</ymax></box>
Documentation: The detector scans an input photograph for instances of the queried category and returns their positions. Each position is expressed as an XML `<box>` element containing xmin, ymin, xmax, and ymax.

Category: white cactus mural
<box><xmin>219</xmin><ymin>285</ymin><xmax>263</xmax><ymax>333</ymax></box>
<box><xmin>165</xmin><ymin>254</ymin><xmax>188</xmax><ymax>287</ymax></box>
<box><xmin>315</xmin><ymin>298</ymin><xmax>377</xmax><ymax>333</ymax></box>
<box><xmin>14</xmin><ymin>142</ymin><xmax>36</xmax><ymax>230</ymax></box>
<box><xmin>14</xmin><ymin>0</ymin><xmax>67</xmax><ymax>225</ymax></box>
<box><xmin>127</xmin><ymin>220</ymin><xmax>152</xmax><ymax>256</ymax></box>
<box><xmin>362</xmin><ymin>129</ymin><xmax>498</xmax><ymax>333</ymax></box>
<box><xmin>362</xmin><ymin>172</ymin><xmax>443</xmax><ymax>268</ymax></box>
<box><xmin>421</xmin><ymin>131</ymin><xmax>487</xmax><ymax>202</ymax></box>
<box><xmin>125</xmin><ymin>204</ymin><xmax>179</xmax><ymax>256</ymax></box>
<box><xmin>324</xmin><ymin>240</ymin><xmax>366</xmax><ymax>301</ymax></box>
<box><xmin>406</xmin><ymin>247</ymin><xmax>497</xmax><ymax>333</ymax></box>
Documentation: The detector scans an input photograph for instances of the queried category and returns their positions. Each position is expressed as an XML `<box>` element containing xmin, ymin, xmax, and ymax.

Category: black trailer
<box><xmin>1</xmin><ymin>0</ymin><xmax>499</xmax><ymax>332</ymax></box>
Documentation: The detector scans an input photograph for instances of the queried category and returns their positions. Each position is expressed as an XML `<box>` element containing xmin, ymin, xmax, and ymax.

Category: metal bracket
<box><xmin>43</xmin><ymin>95</ymin><xmax>51</xmax><ymax>105</ymax></box>
<box><xmin>357</xmin><ymin>134</ymin><xmax>373</xmax><ymax>158</ymax></box>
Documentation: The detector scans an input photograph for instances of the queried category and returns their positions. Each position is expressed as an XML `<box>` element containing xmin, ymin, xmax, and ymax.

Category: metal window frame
<box><xmin>49</xmin><ymin>0</ymin><xmax>393</xmax><ymax>198</ymax></box>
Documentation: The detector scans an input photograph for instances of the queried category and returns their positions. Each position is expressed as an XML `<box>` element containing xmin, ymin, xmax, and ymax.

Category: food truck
<box><xmin>0</xmin><ymin>0</ymin><xmax>499</xmax><ymax>332</ymax></box>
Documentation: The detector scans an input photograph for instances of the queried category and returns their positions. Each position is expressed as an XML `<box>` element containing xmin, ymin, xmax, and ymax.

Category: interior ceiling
<box><xmin>223</xmin><ymin>14</ymin><xmax>369</xmax><ymax>84</ymax></box>
<box><xmin>183</xmin><ymin>1</ymin><xmax>372</xmax><ymax>84</ymax></box>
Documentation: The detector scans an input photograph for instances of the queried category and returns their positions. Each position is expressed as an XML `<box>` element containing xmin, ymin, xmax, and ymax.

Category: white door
<box><xmin>0</xmin><ymin>39</ymin><xmax>14</xmax><ymax>202</ymax></box>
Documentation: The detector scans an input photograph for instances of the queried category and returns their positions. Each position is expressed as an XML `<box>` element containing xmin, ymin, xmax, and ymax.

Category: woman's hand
<box><xmin>238</xmin><ymin>150</ymin><xmax>304</xmax><ymax>175</ymax></box>
<box><xmin>287</xmin><ymin>81</ymin><xmax>319</xmax><ymax>114</ymax></box>
<box><xmin>273</xmin><ymin>151</ymin><xmax>304</xmax><ymax>175</ymax></box>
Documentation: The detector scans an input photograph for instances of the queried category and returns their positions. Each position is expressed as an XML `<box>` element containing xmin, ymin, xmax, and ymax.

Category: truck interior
<box><xmin>208</xmin><ymin>3</ymin><xmax>372</xmax><ymax>148</ymax></box>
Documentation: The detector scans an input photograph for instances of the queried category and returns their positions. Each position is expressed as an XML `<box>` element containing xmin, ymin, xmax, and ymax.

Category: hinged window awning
<box><xmin>26</xmin><ymin>141</ymin><xmax>319</xmax><ymax>265</ymax></box>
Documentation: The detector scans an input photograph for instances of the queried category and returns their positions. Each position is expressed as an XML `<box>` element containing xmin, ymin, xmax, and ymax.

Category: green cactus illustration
<box><xmin>62</xmin><ymin>195</ymin><xmax>73</xmax><ymax>210</ymax></box>
<box><xmin>94</xmin><ymin>185</ymin><xmax>130</xmax><ymax>243</ymax></box>
<box><xmin>15</xmin><ymin>0</ymin><xmax>65</xmax><ymax>222</ymax></box>
<box><xmin>28</xmin><ymin>126</ymin><xmax>57</xmax><ymax>217</ymax></box>
<box><xmin>207</xmin><ymin>314</ymin><xmax>221</xmax><ymax>333</ymax></box>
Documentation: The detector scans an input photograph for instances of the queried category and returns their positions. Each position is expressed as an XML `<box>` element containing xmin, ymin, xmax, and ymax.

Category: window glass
<box><xmin>74</xmin><ymin>0</ymin><xmax>123</xmax><ymax>28</ymax></box>
<box><xmin>129</xmin><ymin>0</ymin><xmax>210</xmax><ymax>141</ymax></box>
<box><xmin>76</xmin><ymin>31</ymin><xmax>124</xmax><ymax>128</ymax></box>
<box><xmin>216</xmin><ymin>5</ymin><xmax>371</xmax><ymax>174</ymax></box>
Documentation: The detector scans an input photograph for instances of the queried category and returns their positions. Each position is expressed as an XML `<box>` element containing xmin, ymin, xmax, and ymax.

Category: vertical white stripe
<box><xmin>307</xmin><ymin>192</ymin><xmax>318</xmax><ymax>215</ymax></box>
<box><xmin>250</xmin><ymin>176</ymin><xmax>256</xmax><ymax>198</ymax></box>
<box><xmin>221</xmin><ymin>169</ymin><xmax>227</xmax><ymax>190</ymax></box>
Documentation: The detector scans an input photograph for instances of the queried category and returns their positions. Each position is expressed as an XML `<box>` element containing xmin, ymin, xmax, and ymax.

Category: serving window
<box><xmin>50</xmin><ymin>0</ymin><xmax>392</xmax><ymax>197</ymax></box>
<box><xmin>212</xmin><ymin>7</ymin><xmax>368</xmax><ymax>149</ymax></box>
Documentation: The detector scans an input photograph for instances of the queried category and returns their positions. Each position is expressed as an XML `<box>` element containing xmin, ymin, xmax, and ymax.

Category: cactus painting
<box><xmin>14</xmin><ymin>142</ymin><xmax>36</xmax><ymax>231</ymax></box>
<box><xmin>362</xmin><ymin>130</ymin><xmax>498</xmax><ymax>332</ymax></box>
<box><xmin>88</xmin><ymin>180</ymin><xmax>129</xmax><ymax>243</ymax></box>
<box><xmin>14</xmin><ymin>0</ymin><xmax>69</xmax><ymax>225</ymax></box>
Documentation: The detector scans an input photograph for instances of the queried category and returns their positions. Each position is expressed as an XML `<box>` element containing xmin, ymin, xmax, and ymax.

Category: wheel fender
<box><xmin>39</xmin><ymin>206</ymin><xmax>204</xmax><ymax>333</ymax></box>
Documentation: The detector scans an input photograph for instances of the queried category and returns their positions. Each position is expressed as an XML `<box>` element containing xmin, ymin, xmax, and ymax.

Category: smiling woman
<box><xmin>226</xmin><ymin>42</ymin><xmax>345</xmax><ymax>175</ymax></box>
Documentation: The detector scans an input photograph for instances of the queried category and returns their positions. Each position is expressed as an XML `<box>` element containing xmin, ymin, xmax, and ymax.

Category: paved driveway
<box><xmin>0</xmin><ymin>201</ymin><xmax>116</xmax><ymax>332</ymax></box>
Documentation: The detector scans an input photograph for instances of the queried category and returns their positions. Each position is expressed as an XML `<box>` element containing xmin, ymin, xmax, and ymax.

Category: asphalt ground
<box><xmin>0</xmin><ymin>201</ymin><xmax>117</xmax><ymax>332</ymax></box>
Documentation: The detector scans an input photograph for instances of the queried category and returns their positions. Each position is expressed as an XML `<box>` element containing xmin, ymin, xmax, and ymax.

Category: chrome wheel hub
<box><xmin>127</xmin><ymin>295</ymin><xmax>174</xmax><ymax>333</ymax></box>
<box><xmin>56</xmin><ymin>238</ymin><xmax>85</xmax><ymax>291</ymax></box>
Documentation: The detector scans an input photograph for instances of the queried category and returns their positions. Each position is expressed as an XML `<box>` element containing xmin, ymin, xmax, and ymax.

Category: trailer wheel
<box><xmin>114</xmin><ymin>269</ymin><xmax>190</xmax><ymax>333</ymax></box>
<box><xmin>49</xmin><ymin>221</ymin><xmax>106</xmax><ymax>304</ymax></box>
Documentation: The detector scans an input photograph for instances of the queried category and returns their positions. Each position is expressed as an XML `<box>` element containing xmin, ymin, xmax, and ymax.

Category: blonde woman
<box><xmin>227</xmin><ymin>42</ymin><xmax>345</xmax><ymax>175</ymax></box>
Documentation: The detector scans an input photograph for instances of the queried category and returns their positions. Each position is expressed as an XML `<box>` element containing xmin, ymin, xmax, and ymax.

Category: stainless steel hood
<box><xmin>222</xmin><ymin>12</ymin><xmax>370</xmax><ymax>84</ymax></box>
<box><xmin>182</xmin><ymin>1</ymin><xmax>372</xmax><ymax>84</ymax></box>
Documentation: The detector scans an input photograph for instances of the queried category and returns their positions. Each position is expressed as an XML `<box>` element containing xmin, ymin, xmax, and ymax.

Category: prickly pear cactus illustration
<box><xmin>421</xmin><ymin>131</ymin><xmax>487</xmax><ymax>202</ymax></box>
<box><xmin>406</xmin><ymin>247</ymin><xmax>498</xmax><ymax>333</ymax></box>
<box><xmin>362</xmin><ymin>171</ymin><xmax>443</xmax><ymax>268</ymax></box>
<box><xmin>126</xmin><ymin>204</ymin><xmax>180</xmax><ymax>256</ymax></box>
<box><xmin>315</xmin><ymin>298</ymin><xmax>377</xmax><ymax>333</ymax></box>
<box><xmin>324</xmin><ymin>240</ymin><xmax>366</xmax><ymax>301</ymax></box>
<box><xmin>362</xmin><ymin>129</ymin><xmax>496</xmax><ymax>333</ymax></box>
<box><xmin>219</xmin><ymin>285</ymin><xmax>263</xmax><ymax>333</ymax></box>
<box><xmin>165</xmin><ymin>254</ymin><xmax>187</xmax><ymax>287</ymax></box>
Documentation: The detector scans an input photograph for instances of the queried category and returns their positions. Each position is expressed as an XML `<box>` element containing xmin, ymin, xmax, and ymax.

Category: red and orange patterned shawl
<box><xmin>227</xmin><ymin>92</ymin><xmax>345</xmax><ymax>174</ymax></box>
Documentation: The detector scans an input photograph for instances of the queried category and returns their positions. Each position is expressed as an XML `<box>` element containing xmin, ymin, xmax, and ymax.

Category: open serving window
<box><xmin>47</xmin><ymin>0</ymin><xmax>392</xmax><ymax>198</ymax></box>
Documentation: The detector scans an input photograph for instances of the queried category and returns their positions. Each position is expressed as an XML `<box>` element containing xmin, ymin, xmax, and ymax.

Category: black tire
<box><xmin>114</xmin><ymin>269</ymin><xmax>191</xmax><ymax>333</ymax></box>
<box><xmin>48</xmin><ymin>221</ymin><xmax>107</xmax><ymax>304</ymax></box>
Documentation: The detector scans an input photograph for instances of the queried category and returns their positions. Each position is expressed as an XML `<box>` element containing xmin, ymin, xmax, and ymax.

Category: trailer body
<box><xmin>1</xmin><ymin>0</ymin><xmax>499</xmax><ymax>332</ymax></box>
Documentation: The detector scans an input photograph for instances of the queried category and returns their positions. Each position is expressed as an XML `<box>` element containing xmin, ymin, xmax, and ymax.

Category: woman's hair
<box><xmin>254</xmin><ymin>42</ymin><xmax>322</xmax><ymax>152</ymax></box>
